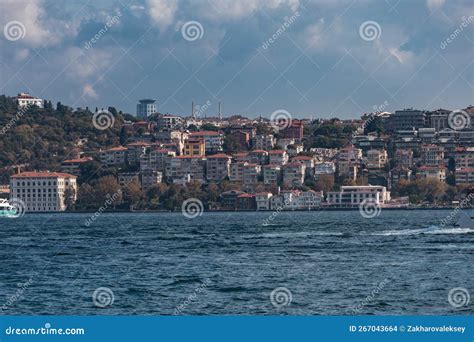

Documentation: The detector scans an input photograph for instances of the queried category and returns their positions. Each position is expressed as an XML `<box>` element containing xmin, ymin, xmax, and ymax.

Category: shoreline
<box><xmin>15</xmin><ymin>206</ymin><xmax>467</xmax><ymax>214</ymax></box>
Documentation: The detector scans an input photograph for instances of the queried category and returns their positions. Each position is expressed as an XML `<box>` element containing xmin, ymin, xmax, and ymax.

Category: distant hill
<box><xmin>0</xmin><ymin>95</ymin><xmax>125</xmax><ymax>182</ymax></box>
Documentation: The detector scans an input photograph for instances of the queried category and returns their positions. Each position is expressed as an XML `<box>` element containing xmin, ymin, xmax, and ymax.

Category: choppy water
<box><xmin>0</xmin><ymin>210</ymin><xmax>473</xmax><ymax>315</ymax></box>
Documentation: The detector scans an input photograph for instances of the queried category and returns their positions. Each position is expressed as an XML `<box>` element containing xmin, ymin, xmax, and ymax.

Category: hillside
<box><xmin>0</xmin><ymin>95</ymin><xmax>126</xmax><ymax>182</ymax></box>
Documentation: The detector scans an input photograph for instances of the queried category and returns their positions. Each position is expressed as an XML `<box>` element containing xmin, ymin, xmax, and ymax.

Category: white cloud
<box><xmin>426</xmin><ymin>0</ymin><xmax>445</xmax><ymax>11</ymax></box>
<box><xmin>146</xmin><ymin>0</ymin><xmax>178</xmax><ymax>31</ymax></box>
<box><xmin>82</xmin><ymin>84</ymin><xmax>98</xmax><ymax>99</ymax></box>
<box><xmin>204</xmin><ymin>0</ymin><xmax>300</xmax><ymax>20</ymax></box>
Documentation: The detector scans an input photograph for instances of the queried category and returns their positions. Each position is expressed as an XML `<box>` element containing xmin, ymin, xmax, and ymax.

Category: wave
<box><xmin>370</xmin><ymin>226</ymin><xmax>474</xmax><ymax>236</ymax></box>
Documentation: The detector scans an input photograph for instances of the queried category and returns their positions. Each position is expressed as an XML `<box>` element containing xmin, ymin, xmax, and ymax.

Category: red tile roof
<box><xmin>189</xmin><ymin>131</ymin><xmax>220</xmax><ymax>136</ymax></box>
<box><xmin>207</xmin><ymin>154</ymin><xmax>231</xmax><ymax>159</ymax></box>
<box><xmin>105</xmin><ymin>146</ymin><xmax>127</xmax><ymax>152</ymax></box>
<box><xmin>268</xmin><ymin>150</ymin><xmax>286</xmax><ymax>154</ymax></box>
<box><xmin>62</xmin><ymin>157</ymin><xmax>93</xmax><ymax>164</ymax></box>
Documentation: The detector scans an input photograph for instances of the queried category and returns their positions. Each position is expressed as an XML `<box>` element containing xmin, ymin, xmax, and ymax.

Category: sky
<box><xmin>0</xmin><ymin>0</ymin><xmax>472</xmax><ymax>119</ymax></box>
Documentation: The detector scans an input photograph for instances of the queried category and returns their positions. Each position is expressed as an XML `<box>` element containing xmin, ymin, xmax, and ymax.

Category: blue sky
<box><xmin>0</xmin><ymin>0</ymin><xmax>472</xmax><ymax>119</ymax></box>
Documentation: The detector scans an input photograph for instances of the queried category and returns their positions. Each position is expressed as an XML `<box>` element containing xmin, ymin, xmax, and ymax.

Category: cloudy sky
<box><xmin>0</xmin><ymin>0</ymin><xmax>472</xmax><ymax>118</ymax></box>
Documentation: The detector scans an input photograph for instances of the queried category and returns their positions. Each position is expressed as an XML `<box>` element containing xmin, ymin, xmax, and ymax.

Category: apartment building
<box><xmin>206</xmin><ymin>154</ymin><xmax>231</xmax><ymax>181</ymax></box>
<box><xmin>394</xmin><ymin>149</ymin><xmax>414</xmax><ymax>168</ymax></box>
<box><xmin>268</xmin><ymin>150</ymin><xmax>288</xmax><ymax>165</ymax></box>
<box><xmin>421</xmin><ymin>145</ymin><xmax>444</xmax><ymax>166</ymax></box>
<box><xmin>230</xmin><ymin>162</ymin><xmax>247</xmax><ymax>182</ymax></box>
<box><xmin>140</xmin><ymin>149</ymin><xmax>176</xmax><ymax>173</ymax></box>
<box><xmin>326</xmin><ymin>185</ymin><xmax>390</xmax><ymax>206</ymax></box>
<box><xmin>166</xmin><ymin>156</ymin><xmax>206</xmax><ymax>183</ymax></box>
<box><xmin>337</xmin><ymin>146</ymin><xmax>362</xmax><ymax>176</ymax></box>
<box><xmin>455</xmin><ymin>147</ymin><xmax>474</xmax><ymax>169</ymax></box>
<box><xmin>141</xmin><ymin>170</ymin><xmax>163</xmax><ymax>190</ymax></box>
<box><xmin>418</xmin><ymin>165</ymin><xmax>446</xmax><ymax>182</ymax></box>
<box><xmin>254</xmin><ymin>134</ymin><xmax>275</xmax><ymax>150</ymax></box>
<box><xmin>263</xmin><ymin>164</ymin><xmax>281</xmax><ymax>185</ymax></box>
<box><xmin>61</xmin><ymin>157</ymin><xmax>93</xmax><ymax>176</ymax></box>
<box><xmin>455</xmin><ymin>168</ymin><xmax>474</xmax><ymax>185</ymax></box>
<box><xmin>183</xmin><ymin>138</ymin><xmax>205</xmax><ymax>156</ymax></box>
<box><xmin>100</xmin><ymin>146</ymin><xmax>128</xmax><ymax>166</ymax></box>
<box><xmin>16</xmin><ymin>92</ymin><xmax>43</xmax><ymax>108</ymax></box>
<box><xmin>282</xmin><ymin>162</ymin><xmax>306</xmax><ymax>187</ymax></box>
<box><xmin>366</xmin><ymin>149</ymin><xmax>388</xmax><ymax>169</ymax></box>
<box><xmin>10</xmin><ymin>172</ymin><xmax>77</xmax><ymax>212</ymax></box>
<box><xmin>248</xmin><ymin>150</ymin><xmax>268</xmax><ymax>165</ymax></box>
<box><xmin>188</xmin><ymin>131</ymin><xmax>224</xmax><ymax>154</ymax></box>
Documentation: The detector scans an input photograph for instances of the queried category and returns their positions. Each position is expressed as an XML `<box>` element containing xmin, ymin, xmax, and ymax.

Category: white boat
<box><xmin>0</xmin><ymin>199</ymin><xmax>17</xmax><ymax>217</ymax></box>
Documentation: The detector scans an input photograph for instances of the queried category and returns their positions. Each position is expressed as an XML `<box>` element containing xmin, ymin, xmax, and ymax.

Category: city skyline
<box><xmin>1</xmin><ymin>0</ymin><xmax>473</xmax><ymax>118</ymax></box>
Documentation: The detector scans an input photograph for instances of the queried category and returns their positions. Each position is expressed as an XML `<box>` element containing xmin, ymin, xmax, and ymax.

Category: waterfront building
<box><xmin>10</xmin><ymin>172</ymin><xmax>77</xmax><ymax>212</ymax></box>
<box><xmin>255</xmin><ymin>192</ymin><xmax>273</xmax><ymax>210</ymax></box>
<box><xmin>61</xmin><ymin>157</ymin><xmax>93</xmax><ymax>176</ymax></box>
<box><xmin>136</xmin><ymin>99</ymin><xmax>156</xmax><ymax>119</ymax></box>
<box><xmin>206</xmin><ymin>154</ymin><xmax>231</xmax><ymax>181</ymax></box>
<box><xmin>326</xmin><ymin>185</ymin><xmax>390</xmax><ymax>206</ymax></box>
<box><xmin>16</xmin><ymin>92</ymin><xmax>43</xmax><ymax>108</ymax></box>
<box><xmin>236</xmin><ymin>193</ymin><xmax>257</xmax><ymax>210</ymax></box>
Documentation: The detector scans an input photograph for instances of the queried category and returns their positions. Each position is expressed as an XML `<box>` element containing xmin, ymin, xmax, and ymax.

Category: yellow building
<box><xmin>183</xmin><ymin>139</ymin><xmax>205</xmax><ymax>156</ymax></box>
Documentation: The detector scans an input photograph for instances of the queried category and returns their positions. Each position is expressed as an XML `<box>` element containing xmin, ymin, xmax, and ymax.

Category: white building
<box><xmin>16</xmin><ymin>92</ymin><xmax>43</xmax><ymax>108</ymax></box>
<box><xmin>136</xmin><ymin>99</ymin><xmax>156</xmax><ymax>119</ymax></box>
<box><xmin>326</xmin><ymin>185</ymin><xmax>390</xmax><ymax>206</ymax></box>
<box><xmin>10</xmin><ymin>172</ymin><xmax>77</xmax><ymax>212</ymax></box>
<box><xmin>255</xmin><ymin>192</ymin><xmax>273</xmax><ymax>210</ymax></box>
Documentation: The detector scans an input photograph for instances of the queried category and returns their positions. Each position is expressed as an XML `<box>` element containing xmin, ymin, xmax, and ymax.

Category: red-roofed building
<box><xmin>236</xmin><ymin>193</ymin><xmax>256</xmax><ymax>210</ymax></box>
<box><xmin>61</xmin><ymin>157</ymin><xmax>93</xmax><ymax>176</ymax></box>
<box><xmin>263</xmin><ymin>164</ymin><xmax>281</xmax><ymax>186</ymax></box>
<box><xmin>418</xmin><ymin>165</ymin><xmax>446</xmax><ymax>182</ymax></box>
<box><xmin>16</xmin><ymin>92</ymin><xmax>43</xmax><ymax>108</ymax></box>
<box><xmin>166</xmin><ymin>156</ymin><xmax>206</xmax><ymax>183</ymax></box>
<box><xmin>10</xmin><ymin>171</ymin><xmax>77</xmax><ymax>212</ymax></box>
<box><xmin>279</xmin><ymin>120</ymin><xmax>303</xmax><ymax>141</ymax></box>
<box><xmin>100</xmin><ymin>146</ymin><xmax>127</xmax><ymax>166</ymax></box>
<box><xmin>248</xmin><ymin>150</ymin><xmax>268</xmax><ymax>165</ymax></box>
<box><xmin>268</xmin><ymin>150</ymin><xmax>288</xmax><ymax>165</ymax></box>
<box><xmin>188</xmin><ymin>131</ymin><xmax>224</xmax><ymax>153</ymax></box>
